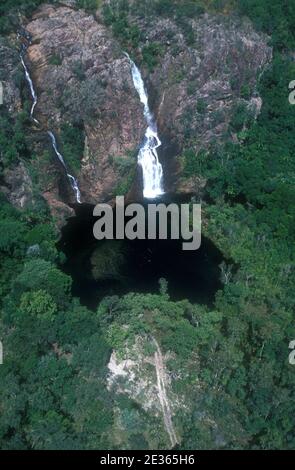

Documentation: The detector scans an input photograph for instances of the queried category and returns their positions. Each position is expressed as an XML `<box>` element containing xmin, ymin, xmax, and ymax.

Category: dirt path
<box><xmin>152</xmin><ymin>337</ymin><xmax>178</xmax><ymax>448</ymax></box>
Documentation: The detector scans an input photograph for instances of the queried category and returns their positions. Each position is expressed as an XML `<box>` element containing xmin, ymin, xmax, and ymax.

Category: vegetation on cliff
<box><xmin>0</xmin><ymin>0</ymin><xmax>294</xmax><ymax>451</ymax></box>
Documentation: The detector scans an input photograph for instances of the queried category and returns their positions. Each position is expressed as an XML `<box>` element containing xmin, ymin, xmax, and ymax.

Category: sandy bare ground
<box><xmin>152</xmin><ymin>338</ymin><xmax>178</xmax><ymax>448</ymax></box>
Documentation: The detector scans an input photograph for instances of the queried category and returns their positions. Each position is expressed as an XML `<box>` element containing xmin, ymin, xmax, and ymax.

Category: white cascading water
<box><xmin>48</xmin><ymin>132</ymin><xmax>81</xmax><ymax>204</ymax></box>
<box><xmin>20</xmin><ymin>54</ymin><xmax>39</xmax><ymax>124</ymax></box>
<box><xmin>125</xmin><ymin>53</ymin><xmax>164</xmax><ymax>198</ymax></box>
<box><xmin>19</xmin><ymin>31</ymin><xmax>81</xmax><ymax>204</ymax></box>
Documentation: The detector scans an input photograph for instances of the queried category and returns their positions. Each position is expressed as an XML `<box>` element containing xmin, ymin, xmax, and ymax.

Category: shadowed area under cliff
<box><xmin>58</xmin><ymin>202</ymin><xmax>224</xmax><ymax>309</ymax></box>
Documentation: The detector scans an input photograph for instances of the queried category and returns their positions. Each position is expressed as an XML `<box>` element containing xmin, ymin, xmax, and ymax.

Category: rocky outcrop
<box><xmin>0</xmin><ymin>38</ymin><xmax>22</xmax><ymax>114</ymax></box>
<box><xmin>0</xmin><ymin>3</ymin><xmax>272</xmax><ymax>221</ymax></box>
<box><xmin>107</xmin><ymin>335</ymin><xmax>181</xmax><ymax>449</ymax></box>
<box><xmin>0</xmin><ymin>161</ymin><xmax>33</xmax><ymax>209</ymax></box>
<box><xmin>135</xmin><ymin>14</ymin><xmax>272</xmax><ymax>192</ymax></box>
<box><xmin>25</xmin><ymin>4</ymin><xmax>146</xmax><ymax>206</ymax></box>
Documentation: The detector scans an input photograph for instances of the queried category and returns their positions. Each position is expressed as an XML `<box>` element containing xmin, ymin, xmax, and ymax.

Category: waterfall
<box><xmin>19</xmin><ymin>37</ymin><xmax>39</xmax><ymax>124</ymax></box>
<box><xmin>20</xmin><ymin>55</ymin><xmax>38</xmax><ymax>123</ymax></box>
<box><xmin>48</xmin><ymin>132</ymin><xmax>81</xmax><ymax>204</ymax></box>
<box><xmin>125</xmin><ymin>53</ymin><xmax>164</xmax><ymax>199</ymax></box>
<box><xmin>19</xmin><ymin>31</ymin><xmax>81</xmax><ymax>204</ymax></box>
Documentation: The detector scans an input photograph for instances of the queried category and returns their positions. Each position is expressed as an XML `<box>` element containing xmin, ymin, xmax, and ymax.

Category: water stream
<box><xmin>20</xmin><ymin>54</ymin><xmax>39</xmax><ymax>124</ymax></box>
<box><xmin>125</xmin><ymin>53</ymin><xmax>164</xmax><ymax>199</ymax></box>
<box><xmin>19</xmin><ymin>30</ymin><xmax>81</xmax><ymax>204</ymax></box>
<box><xmin>47</xmin><ymin>131</ymin><xmax>81</xmax><ymax>204</ymax></box>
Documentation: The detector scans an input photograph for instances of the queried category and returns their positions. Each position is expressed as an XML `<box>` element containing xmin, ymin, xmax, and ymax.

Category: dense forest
<box><xmin>0</xmin><ymin>0</ymin><xmax>294</xmax><ymax>450</ymax></box>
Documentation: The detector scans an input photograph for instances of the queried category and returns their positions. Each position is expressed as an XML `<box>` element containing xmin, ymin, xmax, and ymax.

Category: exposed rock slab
<box><xmin>26</xmin><ymin>4</ymin><xmax>145</xmax><ymax>205</ymax></box>
<box><xmin>133</xmin><ymin>14</ymin><xmax>272</xmax><ymax>192</ymax></box>
<box><xmin>1</xmin><ymin>4</ymin><xmax>272</xmax><ymax>220</ymax></box>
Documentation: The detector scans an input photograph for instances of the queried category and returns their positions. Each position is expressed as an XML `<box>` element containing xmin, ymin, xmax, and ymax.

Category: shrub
<box><xmin>196</xmin><ymin>98</ymin><xmax>207</xmax><ymax>114</ymax></box>
<box><xmin>48</xmin><ymin>54</ymin><xmax>62</xmax><ymax>66</ymax></box>
<box><xmin>102</xmin><ymin>1</ymin><xmax>140</xmax><ymax>48</ymax></box>
<box><xmin>230</xmin><ymin>102</ymin><xmax>251</xmax><ymax>132</ymax></box>
<box><xmin>60</xmin><ymin>123</ymin><xmax>84</xmax><ymax>173</ymax></box>
<box><xmin>142</xmin><ymin>42</ymin><xmax>164</xmax><ymax>72</ymax></box>
<box><xmin>187</xmin><ymin>80</ymin><xmax>197</xmax><ymax>96</ymax></box>
<box><xmin>76</xmin><ymin>0</ymin><xmax>101</xmax><ymax>13</ymax></box>
<box><xmin>71</xmin><ymin>61</ymin><xmax>86</xmax><ymax>81</ymax></box>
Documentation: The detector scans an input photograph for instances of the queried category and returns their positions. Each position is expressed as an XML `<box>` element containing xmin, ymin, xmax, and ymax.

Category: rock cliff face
<box><xmin>0</xmin><ymin>161</ymin><xmax>33</xmax><ymax>209</ymax></box>
<box><xmin>0</xmin><ymin>38</ymin><xmax>22</xmax><ymax>114</ymax></box>
<box><xmin>25</xmin><ymin>4</ymin><xmax>146</xmax><ymax>206</ymax></box>
<box><xmin>1</xmin><ymin>3</ymin><xmax>272</xmax><ymax>221</ymax></box>
<box><xmin>138</xmin><ymin>14</ymin><xmax>272</xmax><ymax>192</ymax></box>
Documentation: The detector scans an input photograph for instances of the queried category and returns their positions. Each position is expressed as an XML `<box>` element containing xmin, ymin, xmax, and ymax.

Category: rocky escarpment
<box><xmin>25</xmin><ymin>4</ymin><xmax>146</xmax><ymax>207</ymax></box>
<box><xmin>0</xmin><ymin>39</ymin><xmax>31</xmax><ymax>209</ymax></box>
<box><xmin>0</xmin><ymin>38</ymin><xmax>22</xmax><ymax>114</ymax></box>
<box><xmin>135</xmin><ymin>14</ymin><xmax>272</xmax><ymax>193</ymax></box>
<box><xmin>1</xmin><ymin>3</ymin><xmax>272</xmax><ymax>221</ymax></box>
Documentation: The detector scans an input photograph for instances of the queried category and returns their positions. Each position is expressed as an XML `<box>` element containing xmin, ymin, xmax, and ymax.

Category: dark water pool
<box><xmin>58</xmin><ymin>201</ymin><xmax>224</xmax><ymax>310</ymax></box>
